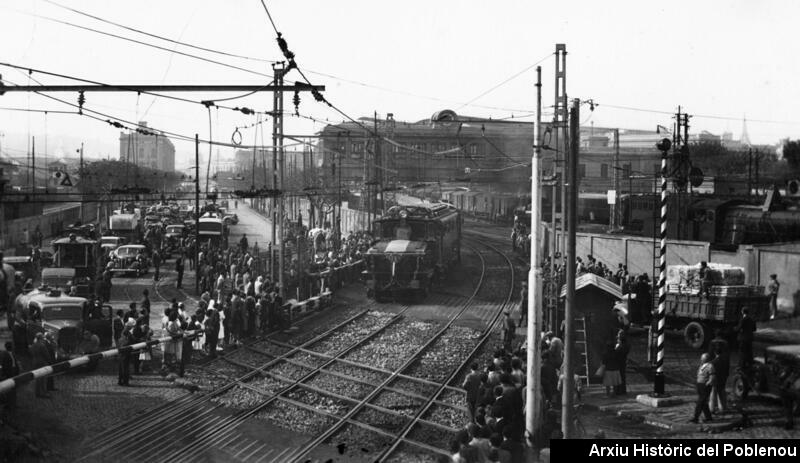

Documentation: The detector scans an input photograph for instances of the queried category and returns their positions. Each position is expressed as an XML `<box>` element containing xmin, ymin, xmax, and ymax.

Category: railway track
<box><xmin>79</xmin><ymin>239</ymin><xmax>517</xmax><ymax>462</ymax></box>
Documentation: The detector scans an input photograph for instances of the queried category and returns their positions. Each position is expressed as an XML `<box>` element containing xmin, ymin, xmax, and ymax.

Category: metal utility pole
<box><xmin>375</xmin><ymin>111</ymin><xmax>384</xmax><ymax>216</ymax></box>
<box><xmin>561</xmin><ymin>98</ymin><xmax>579</xmax><ymax>438</ymax></box>
<box><xmin>271</xmin><ymin>64</ymin><xmax>283</xmax><ymax>283</ymax></box>
<box><xmin>612</xmin><ymin>129</ymin><xmax>620</xmax><ymax>230</ymax></box>
<box><xmin>526</xmin><ymin>66</ymin><xmax>544</xmax><ymax>450</ymax></box>
<box><xmin>31</xmin><ymin>136</ymin><xmax>36</xmax><ymax>191</ymax></box>
<box><xmin>195</xmin><ymin>134</ymin><xmax>201</xmax><ymax>294</ymax></box>
<box><xmin>78</xmin><ymin>142</ymin><xmax>84</xmax><ymax>222</ymax></box>
<box><xmin>271</xmin><ymin>62</ymin><xmax>286</xmax><ymax>299</ymax></box>
<box><xmin>554</xmin><ymin>44</ymin><xmax>568</xmax><ymax>258</ymax></box>
<box><xmin>747</xmin><ymin>148</ymin><xmax>753</xmax><ymax>196</ymax></box>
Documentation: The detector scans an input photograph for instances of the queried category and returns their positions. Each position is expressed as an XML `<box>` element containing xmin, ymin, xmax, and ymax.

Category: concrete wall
<box><xmin>1</xmin><ymin>203</ymin><xmax>99</xmax><ymax>252</ymax></box>
<box><xmin>545</xmin><ymin>225</ymin><xmax>800</xmax><ymax>315</ymax></box>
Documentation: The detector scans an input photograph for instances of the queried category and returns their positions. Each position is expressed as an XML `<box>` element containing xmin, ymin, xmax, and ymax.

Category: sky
<box><xmin>1</xmin><ymin>0</ymin><xmax>799</xmax><ymax>170</ymax></box>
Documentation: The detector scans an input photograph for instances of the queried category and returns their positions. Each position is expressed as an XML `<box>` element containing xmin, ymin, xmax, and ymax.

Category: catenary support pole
<box><xmin>276</xmin><ymin>66</ymin><xmax>286</xmax><ymax>300</ymax></box>
<box><xmin>561</xmin><ymin>98</ymin><xmax>579</xmax><ymax>438</ymax></box>
<box><xmin>526</xmin><ymin>66</ymin><xmax>543</xmax><ymax>451</ymax></box>
<box><xmin>195</xmin><ymin>134</ymin><xmax>200</xmax><ymax>294</ymax></box>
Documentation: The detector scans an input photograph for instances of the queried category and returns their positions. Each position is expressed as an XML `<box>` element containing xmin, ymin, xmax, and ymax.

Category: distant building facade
<box><xmin>119</xmin><ymin>121</ymin><xmax>175</xmax><ymax>172</ymax></box>
<box><xmin>315</xmin><ymin>110</ymin><xmax>683</xmax><ymax>196</ymax></box>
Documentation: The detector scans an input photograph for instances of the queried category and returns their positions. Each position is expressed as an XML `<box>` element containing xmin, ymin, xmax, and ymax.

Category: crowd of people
<box><xmin>454</xmin><ymin>348</ymin><xmax>528</xmax><ymax>463</ymax></box>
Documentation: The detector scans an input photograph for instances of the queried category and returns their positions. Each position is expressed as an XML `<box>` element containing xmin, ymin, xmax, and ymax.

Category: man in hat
<box><xmin>518</xmin><ymin>281</ymin><xmax>528</xmax><ymax>326</ymax></box>
<box><xmin>126</xmin><ymin>302</ymin><xmax>138</xmax><ymax>322</ymax></box>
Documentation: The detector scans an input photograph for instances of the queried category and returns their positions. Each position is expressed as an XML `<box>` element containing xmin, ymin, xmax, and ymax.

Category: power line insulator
<box><xmin>77</xmin><ymin>91</ymin><xmax>86</xmax><ymax>115</ymax></box>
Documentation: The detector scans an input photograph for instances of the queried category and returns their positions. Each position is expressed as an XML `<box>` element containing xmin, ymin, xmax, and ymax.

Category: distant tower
<box><xmin>740</xmin><ymin>116</ymin><xmax>751</xmax><ymax>146</ymax></box>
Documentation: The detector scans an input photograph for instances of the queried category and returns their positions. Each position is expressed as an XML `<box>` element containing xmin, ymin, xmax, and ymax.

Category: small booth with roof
<box><xmin>560</xmin><ymin>273</ymin><xmax>623</xmax><ymax>384</ymax></box>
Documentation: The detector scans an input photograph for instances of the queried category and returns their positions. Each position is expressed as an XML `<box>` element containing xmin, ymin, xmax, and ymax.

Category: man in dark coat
<box><xmin>118</xmin><ymin>325</ymin><xmax>133</xmax><ymax>386</ymax></box>
<box><xmin>1</xmin><ymin>342</ymin><xmax>21</xmax><ymax>411</ymax></box>
<box><xmin>462</xmin><ymin>363</ymin><xmax>482</xmax><ymax>423</ymax></box>
<box><xmin>736</xmin><ymin>307</ymin><xmax>756</xmax><ymax>370</ymax></box>
<box><xmin>614</xmin><ymin>330</ymin><xmax>631</xmax><ymax>395</ymax></box>
<box><xmin>175</xmin><ymin>254</ymin><xmax>185</xmax><ymax>289</ymax></box>
<box><xmin>30</xmin><ymin>333</ymin><xmax>51</xmax><ymax>398</ymax></box>
<box><xmin>152</xmin><ymin>249</ymin><xmax>161</xmax><ymax>281</ymax></box>
<box><xmin>43</xmin><ymin>333</ymin><xmax>58</xmax><ymax>391</ymax></box>
<box><xmin>141</xmin><ymin>289</ymin><xmax>151</xmax><ymax>318</ymax></box>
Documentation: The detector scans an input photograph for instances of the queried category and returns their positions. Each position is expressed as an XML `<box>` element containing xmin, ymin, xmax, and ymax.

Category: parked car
<box><xmin>100</xmin><ymin>235</ymin><xmax>128</xmax><ymax>257</ymax></box>
<box><xmin>110</xmin><ymin>244</ymin><xmax>150</xmax><ymax>277</ymax></box>
<box><xmin>223</xmin><ymin>213</ymin><xmax>239</xmax><ymax>226</ymax></box>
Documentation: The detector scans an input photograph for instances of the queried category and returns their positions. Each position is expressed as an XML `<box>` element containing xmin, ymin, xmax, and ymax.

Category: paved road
<box><xmin>227</xmin><ymin>201</ymin><xmax>275</xmax><ymax>252</ymax></box>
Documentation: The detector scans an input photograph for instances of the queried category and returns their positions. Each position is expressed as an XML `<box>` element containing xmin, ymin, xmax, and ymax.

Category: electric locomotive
<box><xmin>364</xmin><ymin>204</ymin><xmax>461</xmax><ymax>301</ymax></box>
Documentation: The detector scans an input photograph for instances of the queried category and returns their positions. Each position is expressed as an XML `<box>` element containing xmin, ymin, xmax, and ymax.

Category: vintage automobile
<box><xmin>9</xmin><ymin>288</ymin><xmax>113</xmax><ymax>358</ymax></box>
<box><xmin>99</xmin><ymin>235</ymin><xmax>128</xmax><ymax>257</ymax></box>
<box><xmin>733</xmin><ymin>344</ymin><xmax>800</xmax><ymax>404</ymax></box>
<box><xmin>165</xmin><ymin>224</ymin><xmax>185</xmax><ymax>242</ymax></box>
<box><xmin>3</xmin><ymin>255</ymin><xmax>37</xmax><ymax>285</ymax></box>
<box><xmin>109</xmin><ymin>244</ymin><xmax>150</xmax><ymax>277</ymax></box>
<box><xmin>223</xmin><ymin>213</ymin><xmax>239</xmax><ymax>226</ymax></box>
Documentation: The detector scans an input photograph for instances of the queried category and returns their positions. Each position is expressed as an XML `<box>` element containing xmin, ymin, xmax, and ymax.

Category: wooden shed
<box><xmin>560</xmin><ymin>273</ymin><xmax>623</xmax><ymax>383</ymax></box>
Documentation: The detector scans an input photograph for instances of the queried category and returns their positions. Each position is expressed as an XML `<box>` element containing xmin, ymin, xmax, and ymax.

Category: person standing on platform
<box><xmin>690</xmin><ymin>353</ymin><xmax>715</xmax><ymax>423</ymax></box>
<box><xmin>768</xmin><ymin>274</ymin><xmax>780</xmax><ymax>320</ymax></box>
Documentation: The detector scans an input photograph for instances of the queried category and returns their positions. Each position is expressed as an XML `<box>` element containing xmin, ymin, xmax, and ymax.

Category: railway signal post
<box><xmin>653</xmin><ymin>137</ymin><xmax>672</xmax><ymax>396</ymax></box>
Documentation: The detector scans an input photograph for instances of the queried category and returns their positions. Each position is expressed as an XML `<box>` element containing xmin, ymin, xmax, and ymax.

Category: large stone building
<box><xmin>119</xmin><ymin>122</ymin><xmax>175</xmax><ymax>172</ymax></box>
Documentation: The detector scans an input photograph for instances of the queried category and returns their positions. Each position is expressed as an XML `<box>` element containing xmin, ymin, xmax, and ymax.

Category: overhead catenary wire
<box><xmin>32</xmin><ymin>1</ymin><xmax>546</xmax><ymax>114</ymax></box>
<box><xmin>19</xmin><ymin>4</ymin><xmax>796</xmax><ymax>128</ymax></box>
<box><xmin>43</xmin><ymin>0</ymin><xmax>279</xmax><ymax>65</ymax></box>
<box><xmin>455</xmin><ymin>53</ymin><xmax>553</xmax><ymax>111</ymax></box>
<box><xmin>3</xmin><ymin>6</ymin><xmax>276</xmax><ymax>80</ymax></box>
